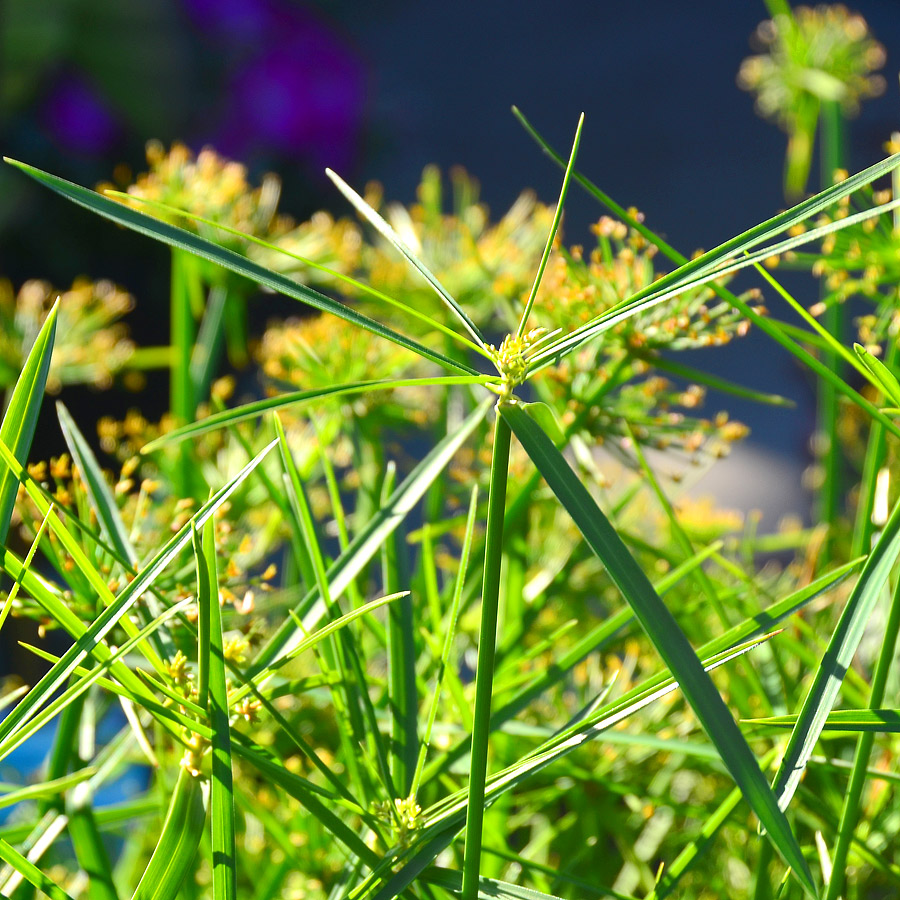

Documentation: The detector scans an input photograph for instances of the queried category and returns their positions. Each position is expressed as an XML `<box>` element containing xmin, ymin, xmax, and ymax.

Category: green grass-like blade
<box><xmin>67</xmin><ymin>789</ymin><xmax>119</xmax><ymax>900</ymax></box>
<box><xmin>424</xmin><ymin>867</ymin><xmax>568</xmax><ymax>900</ymax></box>
<box><xmin>3</xmin><ymin>159</ymin><xmax>481</xmax><ymax>377</ymax></box>
<box><xmin>0</xmin><ymin>440</ymin><xmax>276</xmax><ymax>753</ymax></box>
<box><xmin>381</xmin><ymin>464</ymin><xmax>418</xmax><ymax>797</ymax></box>
<box><xmin>103</xmin><ymin>190</ymin><xmax>491</xmax><ymax>360</ymax></box>
<box><xmin>527</xmin><ymin>194</ymin><xmax>900</xmax><ymax>372</ymax></box>
<box><xmin>411</xmin><ymin>486</ymin><xmax>479</xmax><ymax>797</ymax></box>
<box><xmin>751</xmin><ymin>709</ymin><xmax>900</xmax><ymax>732</ymax></box>
<box><xmin>141</xmin><ymin>375</ymin><xmax>489</xmax><ymax>452</ymax></box>
<box><xmin>57</xmin><ymin>401</ymin><xmax>176</xmax><ymax>661</ymax></box>
<box><xmin>196</xmin><ymin>522</ymin><xmax>236</xmax><ymax>900</ymax></box>
<box><xmin>517</xmin><ymin>113</ymin><xmax>583</xmax><ymax>337</ymax></box>
<box><xmin>500</xmin><ymin>402</ymin><xmax>816</xmax><ymax>897</ymax></box>
<box><xmin>854</xmin><ymin>343</ymin><xmax>900</xmax><ymax>408</ymax></box>
<box><xmin>0</xmin><ymin>837</ymin><xmax>77</xmax><ymax>900</ymax></box>
<box><xmin>357</xmin><ymin>636</ymin><xmax>774</xmax><ymax>900</ymax></box>
<box><xmin>251</xmin><ymin>398</ymin><xmax>490</xmax><ymax>672</ymax></box>
<box><xmin>0</xmin><ymin>504</ymin><xmax>52</xmax><ymax>634</ymax></box>
<box><xmin>0</xmin><ymin>769</ymin><xmax>96</xmax><ymax>811</ymax></box>
<box><xmin>325</xmin><ymin>167</ymin><xmax>488</xmax><ymax>350</ymax></box>
<box><xmin>56</xmin><ymin>401</ymin><xmax>137</xmax><ymax>564</ymax></box>
<box><xmin>0</xmin><ymin>301</ymin><xmax>57</xmax><ymax>544</ymax></box>
<box><xmin>770</xmin><ymin>493</ymin><xmax>900</xmax><ymax>812</ymax></box>
<box><xmin>131</xmin><ymin>767</ymin><xmax>208</xmax><ymax>900</ymax></box>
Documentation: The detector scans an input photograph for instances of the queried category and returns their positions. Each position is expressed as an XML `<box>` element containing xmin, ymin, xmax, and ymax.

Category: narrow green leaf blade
<box><xmin>751</xmin><ymin>709</ymin><xmax>900</xmax><ymax>732</ymax></box>
<box><xmin>325</xmin><ymin>167</ymin><xmax>488</xmax><ymax>349</ymax></box>
<box><xmin>251</xmin><ymin>398</ymin><xmax>490</xmax><ymax>672</ymax></box>
<box><xmin>771</xmin><ymin>494</ymin><xmax>900</xmax><ymax>811</ymax></box>
<box><xmin>3</xmin><ymin>159</ymin><xmax>480</xmax><ymax>377</ymax></box>
<box><xmin>424</xmin><ymin>867</ymin><xmax>568</xmax><ymax>900</ymax></box>
<box><xmin>57</xmin><ymin>401</ymin><xmax>136</xmax><ymax>564</ymax></box>
<box><xmin>131</xmin><ymin>767</ymin><xmax>208</xmax><ymax>900</ymax></box>
<box><xmin>0</xmin><ymin>837</ymin><xmax>77</xmax><ymax>900</ymax></box>
<box><xmin>141</xmin><ymin>375</ymin><xmax>489</xmax><ymax>452</ymax></box>
<box><xmin>0</xmin><ymin>301</ymin><xmax>57</xmax><ymax>544</ymax></box>
<box><xmin>500</xmin><ymin>402</ymin><xmax>816</xmax><ymax>897</ymax></box>
<box><xmin>0</xmin><ymin>441</ymin><xmax>277</xmax><ymax>751</ymax></box>
<box><xmin>517</xmin><ymin>112</ymin><xmax>583</xmax><ymax>336</ymax></box>
<box><xmin>197</xmin><ymin>522</ymin><xmax>236</xmax><ymax>900</ymax></box>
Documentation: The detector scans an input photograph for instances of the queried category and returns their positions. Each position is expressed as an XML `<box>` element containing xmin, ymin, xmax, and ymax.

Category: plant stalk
<box><xmin>816</xmin><ymin>99</ymin><xmax>846</xmax><ymax>558</ymax></box>
<box><xmin>461</xmin><ymin>409</ymin><xmax>511</xmax><ymax>900</ymax></box>
<box><xmin>824</xmin><ymin>570</ymin><xmax>900</xmax><ymax>900</ymax></box>
<box><xmin>170</xmin><ymin>249</ymin><xmax>197</xmax><ymax>498</ymax></box>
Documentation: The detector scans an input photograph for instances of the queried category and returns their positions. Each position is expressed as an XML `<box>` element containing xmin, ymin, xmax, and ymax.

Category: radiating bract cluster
<box><xmin>739</xmin><ymin>5</ymin><xmax>885</xmax><ymax>116</ymax></box>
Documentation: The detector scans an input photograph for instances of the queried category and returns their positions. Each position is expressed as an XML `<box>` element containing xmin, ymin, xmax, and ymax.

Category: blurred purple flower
<box><xmin>181</xmin><ymin>0</ymin><xmax>285</xmax><ymax>45</ymax></box>
<box><xmin>41</xmin><ymin>73</ymin><xmax>120</xmax><ymax>155</ymax></box>
<box><xmin>211</xmin><ymin>11</ymin><xmax>367</xmax><ymax>173</ymax></box>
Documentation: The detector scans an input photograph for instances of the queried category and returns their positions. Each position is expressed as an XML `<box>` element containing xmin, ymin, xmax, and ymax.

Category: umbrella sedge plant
<box><xmin>3</xmin><ymin>96</ymin><xmax>900</xmax><ymax>900</ymax></box>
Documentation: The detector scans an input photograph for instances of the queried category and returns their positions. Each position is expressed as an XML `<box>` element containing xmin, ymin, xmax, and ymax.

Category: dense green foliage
<box><xmin>3</xmin><ymin>6</ymin><xmax>900</xmax><ymax>899</ymax></box>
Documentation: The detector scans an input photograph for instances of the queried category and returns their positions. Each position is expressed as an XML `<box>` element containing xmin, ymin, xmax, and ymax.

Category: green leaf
<box><xmin>527</xmin><ymin>193</ymin><xmax>900</xmax><ymax>372</ymax></box>
<box><xmin>752</xmin><ymin>709</ymin><xmax>900</xmax><ymax>733</ymax></box>
<box><xmin>499</xmin><ymin>401</ymin><xmax>816</xmax><ymax>897</ymax></box>
<box><xmin>251</xmin><ymin>398</ymin><xmax>490</xmax><ymax>673</ymax></box>
<box><xmin>3</xmin><ymin>158</ymin><xmax>481</xmax><ymax>377</ymax></box>
<box><xmin>854</xmin><ymin>343</ymin><xmax>900</xmax><ymax>408</ymax></box>
<box><xmin>424</xmin><ymin>866</ymin><xmax>568</xmax><ymax>900</ymax></box>
<box><xmin>56</xmin><ymin>401</ymin><xmax>136</xmax><ymax>564</ymax></box>
<box><xmin>141</xmin><ymin>375</ymin><xmax>489</xmax><ymax>452</ymax></box>
<box><xmin>325</xmin><ymin>167</ymin><xmax>488</xmax><ymax>350</ymax></box>
<box><xmin>67</xmin><ymin>791</ymin><xmax>119</xmax><ymax>900</ymax></box>
<box><xmin>771</xmin><ymin>493</ymin><xmax>900</xmax><ymax>812</ymax></box>
<box><xmin>195</xmin><ymin>522</ymin><xmax>236</xmax><ymax>900</ymax></box>
<box><xmin>103</xmin><ymin>189</ymin><xmax>492</xmax><ymax>360</ymax></box>
<box><xmin>131</xmin><ymin>767</ymin><xmax>208</xmax><ymax>900</ymax></box>
<box><xmin>521</xmin><ymin>401</ymin><xmax>565</xmax><ymax>445</ymax></box>
<box><xmin>56</xmin><ymin>401</ymin><xmax>176</xmax><ymax>662</ymax></box>
<box><xmin>517</xmin><ymin>112</ymin><xmax>584</xmax><ymax>336</ymax></box>
<box><xmin>0</xmin><ymin>440</ymin><xmax>276</xmax><ymax>754</ymax></box>
<box><xmin>0</xmin><ymin>300</ymin><xmax>57</xmax><ymax>544</ymax></box>
<box><xmin>0</xmin><ymin>837</ymin><xmax>77</xmax><ymax>900</ymax></box>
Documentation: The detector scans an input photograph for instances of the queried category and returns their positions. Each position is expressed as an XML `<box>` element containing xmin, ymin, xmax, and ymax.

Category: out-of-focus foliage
<box><xmin>739</xmin><ymin>3</ymin><xmax>885</xmax><ymax>195</ymax></box>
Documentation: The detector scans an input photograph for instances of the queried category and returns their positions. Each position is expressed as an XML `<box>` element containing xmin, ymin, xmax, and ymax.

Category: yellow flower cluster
<box><xmin>111</xmin><ymin>141</ymin><xmax>361</xmax><ymax>282</ymax></box>
<box><xmin>0</xmin><ymin>277</ymin><xmax>135</xmax><ymax>392</ymax></box>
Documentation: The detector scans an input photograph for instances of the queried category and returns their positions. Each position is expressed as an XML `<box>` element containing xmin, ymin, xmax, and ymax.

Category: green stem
<box><xmin>170</xmin><ymin>250</ymin><xmax>197</xmax><ymax>497</ymax></box>
<box><xmin>824</xmin><ymin>572</ymin><xmax>900</xmax><ymax>900</ymax></box>
<box><xmin>816</xmin><ymin>100</ymin><xmax>846</xmax><ymax>558</ymax></box>
<box><xmin>461</xmin><ymin>409</ymin><xmax>511</xmax><ymax>900</ymax></box>
<box><xmin>852</xmin><ymin>338</ymin><xmax>898</xmax><ymax>556</ymax></box>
